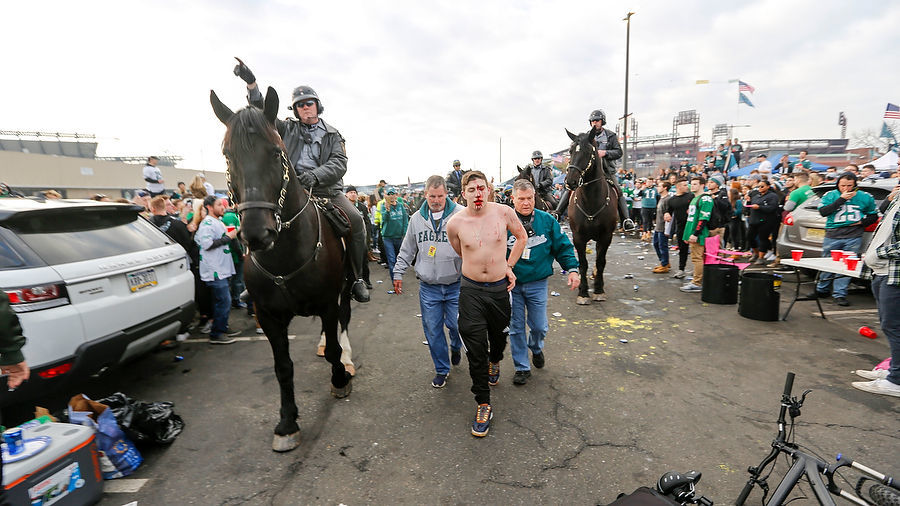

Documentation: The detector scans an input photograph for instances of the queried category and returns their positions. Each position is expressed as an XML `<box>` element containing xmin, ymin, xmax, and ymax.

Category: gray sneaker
<box><xmin>679</xmin><ymin>283</ymin><xmax>702</xmax><ymax>293</ymax></box>
<box><xmin>671</xmin><ymin>270</ymin><xmax>685</xmax><ymax>279</ymax></box>
<box><xmin>200</xmin><ymin>320</ymin><xmax>213</xmax><ymax>334</ymax></box>
<box><xmin>854</xmin><ymin>369</ymin><xmax>889</xmax><ymax>380</ymax></box>
<box><xmin>209</xmin><ymin>334</ymin><xmax>236</xmax><ymax>345</ymax></box>
<box><xmin>851</xmin><ymin>378</ymin><xmax>900</xmax><ymax>397</ymax></box>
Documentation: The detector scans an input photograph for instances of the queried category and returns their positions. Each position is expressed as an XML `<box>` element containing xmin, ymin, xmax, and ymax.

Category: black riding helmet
<box><xmin>589</xmin><ymin>109</ymin><xmax>606</xmax><ymax>126</ymax></box>
<box><xmin>288</xmin><ymin>85</ymin><xmax>324</xmax><ymax>116</ymax></box>
<box><xmin>532</xmin><ymin>150</ymin><xmax>543</xmax><ymax>159</ymax></box>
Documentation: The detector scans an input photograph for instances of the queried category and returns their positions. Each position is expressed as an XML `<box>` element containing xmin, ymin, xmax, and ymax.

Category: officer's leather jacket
<box><xmin>525</xmin><ymin>162</ymin><xmax>555</xmax><ymax>195</ymax></box>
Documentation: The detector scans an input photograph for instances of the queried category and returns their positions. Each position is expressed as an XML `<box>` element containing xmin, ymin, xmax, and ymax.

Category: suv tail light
<box><xmin>864</xmin><ymin>218</ymin><xmax>880</xmax><ymax>232</ymax></box>
<box><xmin>5</xmin><ymin>284</ymin><xmax>70</xmax><ymax>313</ymax></box>
<box><xmin>37</xmin><ymin>362</ymin><xmax>72</xmax><ymax>379</ymax></box>
<box><xmin>783</xmin><ymin>212</ymin><xmax>795</xmax><ymax>226</ymax></box>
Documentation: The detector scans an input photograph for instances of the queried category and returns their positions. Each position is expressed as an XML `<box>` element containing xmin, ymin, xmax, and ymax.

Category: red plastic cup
<box><xmin>859</xmin><ymin>326</ymin><xmax>878</xmax><ymax>339</ymax></box>
<box><xmin>841</xmin><ymin>251</ymin><xmax>854</xmax><ymax>261</ymax></box>
<box><xmin>791</xmin><ymin>250</ymin><xmax>803</xmax><ymax>261</ymax></box>
<box><xmin>830</xmin><ymin>250</ymin><xmax>844</xmax><ymax>261</ymax></box>
<box><xmin>845</xmin><ymin>257</ymin><xmax>859</xmax><ymax>270</ymax></box>
<box><xmin>226</xmin><ymin>226</ymin><xmax>236</xmax><ymax>234</ymax></box>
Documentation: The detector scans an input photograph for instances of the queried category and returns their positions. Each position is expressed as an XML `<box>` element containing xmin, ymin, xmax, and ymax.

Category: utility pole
<box><xmin>623</xmin><ymin>12</ymin><xmax>634</xmax><ymax>173</ymax></box>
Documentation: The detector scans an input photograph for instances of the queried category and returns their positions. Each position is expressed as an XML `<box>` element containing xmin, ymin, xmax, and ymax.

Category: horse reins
<box><xmin>566</xmin><ymin>145</ymin><xmax>610</xmax><ymax>221</ymax></box>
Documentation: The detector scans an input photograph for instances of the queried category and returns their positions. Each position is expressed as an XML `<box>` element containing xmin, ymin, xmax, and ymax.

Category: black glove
<box><xmin>233</xmin><ymin>57</ymin><xmax>256</xmax><ymax>85</ymax></box>
<box><xmin>297</xmin><ymin>171</ymin><xmax>318</xmax><ymax>188</ymax></box>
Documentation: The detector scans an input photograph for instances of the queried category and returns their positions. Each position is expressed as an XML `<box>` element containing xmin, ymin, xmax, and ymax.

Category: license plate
<box><xmin>804</xmin><ymin>228</ymin><xmax>825</xmax><ymax>242</ymax></box>
<box><xmin>127</xmin><ymin>268</ymin><xmax>158</xmax><ymax>292</ymax></box>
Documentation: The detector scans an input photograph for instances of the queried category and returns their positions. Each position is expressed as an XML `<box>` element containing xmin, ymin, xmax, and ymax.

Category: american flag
<box><xmin>738</xmin><ymin>80</ymin><xmax>755</xmax><ymax>93</ymax></box>
<box><xmin>885</xmin><ymin>103</ymin><xmax>900</xmax><ymax>120</ymax></box>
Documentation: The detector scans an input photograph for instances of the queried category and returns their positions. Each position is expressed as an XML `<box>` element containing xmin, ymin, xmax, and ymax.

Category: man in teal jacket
<box><xmin>507</xmin><ymin>180</ymin><xmax>580</xmax><ymax>385</ymax></box>
<box><xmin>378</xmin><ymin>187</ymin><xmax>410</xmax><ymax>279</ymax></box>
<box><xmin>393</xmin><ymin>176</ymin><xmax>464</xmax><ymax>388</ymax></box>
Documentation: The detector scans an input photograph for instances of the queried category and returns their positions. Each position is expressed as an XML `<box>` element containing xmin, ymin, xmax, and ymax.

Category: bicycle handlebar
<box><xmin>782</xmin><ymin>372</ymin><xmax>795</xmax><ymax>399</ymax></box>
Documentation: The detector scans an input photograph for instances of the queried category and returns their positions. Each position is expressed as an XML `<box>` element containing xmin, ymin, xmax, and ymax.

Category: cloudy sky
<box><xmin>5</xmin><ymin>0</ymin><xmax>899</xmax><ymax>186</ymax></box>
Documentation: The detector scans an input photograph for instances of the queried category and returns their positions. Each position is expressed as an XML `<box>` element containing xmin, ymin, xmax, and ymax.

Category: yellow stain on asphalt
<box><xmin>617</xmin><ymin>386</ymin><xmax>625</xmax><ymax>392</ymax></box>
<box><xmin>649</xmin><ymin>346</ymin><xmax>656</xmax><ymax>350</ymax></box>
<box><xmin>718</xmin><ymin>464</ymin><xmax>737</xmax><ymax>473</ymax></box>
<box><xmin>603</xmin><ymin>351</ymin><xmax>612</xmax><ymax>356</ymax></box>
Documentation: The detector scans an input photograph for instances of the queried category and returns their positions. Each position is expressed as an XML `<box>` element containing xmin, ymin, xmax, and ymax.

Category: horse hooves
<box><xmin>272</xmin><ymin>432</ymin><xmax>301</xmax><ymax>452</ymax></box>
<box><xmin>591</xmin><ymin>293</ymin><xmax>607</xmax><ymax>302</ymax></box>
<box><xmin>345</xmin><ymin>364</ymin><xmax>356</xmax><ymax>377</ymax></box>
<box><xmin>316</xmin><ymin>345</ymin><xmax>325</xmax><ymax>357</ymax></box>
<box><xmin>576</xmin><ymin>296</ymin><xmax>592</xmax><ymax>305</ymax></box>
<box><xmin>331</xmin><ymin>380</ymin><xmax>352</xmax><ymax>399</ymax></box>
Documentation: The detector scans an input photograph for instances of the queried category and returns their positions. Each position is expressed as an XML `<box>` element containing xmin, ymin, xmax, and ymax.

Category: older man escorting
<box><xmin>507</xmin><ymin>180</ymin><xmax>579</xmax><ymax>386</ymax></box>
<box><xmin>448</xmin><ymin>171</ymin><xmax>528</xmax><ymax>437</ymax></box>
<box><xmin>393</xmin><ymin>176</ymin><xmax>464</xmax><ymax>388</ymax></box>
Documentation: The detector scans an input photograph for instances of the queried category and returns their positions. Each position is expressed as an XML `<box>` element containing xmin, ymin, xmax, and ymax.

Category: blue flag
<box><xmin>739</xmin><ymin>92</ymin><xmax>754</xmax><ymax>108</ymax></box>
<box><xmin>880</xmin><ymin>122</ymin><xmax>895</xmax><ymax>139</ymax></box>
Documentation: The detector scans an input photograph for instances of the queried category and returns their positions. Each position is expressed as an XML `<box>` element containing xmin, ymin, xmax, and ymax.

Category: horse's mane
<box><xmin>222</xmin><ymin>106</ymin><xmax>285</xmax><ymax>153</ymax></box>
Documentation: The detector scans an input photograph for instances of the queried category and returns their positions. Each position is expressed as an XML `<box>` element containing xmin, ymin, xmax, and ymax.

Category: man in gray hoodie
<box><xmin>393</xmin><ymin>175</ymin><xmax>464</xmax><ymax>388</ymax></box>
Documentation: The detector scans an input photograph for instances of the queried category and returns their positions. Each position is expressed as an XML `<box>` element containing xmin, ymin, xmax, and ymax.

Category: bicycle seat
<box><xmin>657</xmin><ymin>470</ymin><xmax>702</xmax><ymax>495</ymax></box>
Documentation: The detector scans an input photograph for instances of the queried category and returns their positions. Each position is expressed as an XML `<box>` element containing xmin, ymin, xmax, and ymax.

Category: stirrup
<box><xmin>622</xmin><ymin>219</ymin><xmax>636</xmax><ymax>232</ymax></box>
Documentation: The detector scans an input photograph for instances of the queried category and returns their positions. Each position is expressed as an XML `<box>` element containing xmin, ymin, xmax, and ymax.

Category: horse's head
<box><xmin>210</xmin><ymin>86</ymin><xmax>290</xmax><ymax>252</ymax></box>
<box><xmin>515</xmin><ymin>164</ymin><xmax>533</xmax><ymax>182</ymax></box>
<box><xmin>564</xmin><ymin>127</ymin><xmax>599</xmax><ymax>190</ymax></box>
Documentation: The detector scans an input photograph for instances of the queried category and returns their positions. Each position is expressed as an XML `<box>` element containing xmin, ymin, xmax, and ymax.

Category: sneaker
<box><xmin>488</xmin><ymin>362</ymin><xmax>501</xmax><ymax>386</ymax></box>
<box><xmin>680</xmin><ymin>283</ymin><xmax>702</xmax><ymax>293</ymax></box>
<box><xmin>764</xmin><ymin>251</ymin><xmax>775</xmax><ymax>261</ymax></box>
<box><xmin>432</xmin><ymin>373</ymin><xmax>449</xmax><ymax>388</ymax></box>
<box><xmin>652</xmin><ymin>264</ymin><xmax>670</xmax><ymax>273</ymax></box>
<box><xmin>224</xmin><ymin>327</ymin><xmax>242</xmax><ymax>337</ymax></box>
<box><xmin>513</xmin><ymin>370</ymin><xmax>532</xmax><ymax>385</ymax></box>
<box><xmin>209</xmin><ymin>334</ymin><xmax>236</xmax><ymax>345</ymax></box>
<box><xmin>834</xmin><ymin>297</ymin><xmax>850</xmax><ymax>307</ymax></box>
<box><xmin>753</xmin><ymin>257</ymin><xmax>768</xmax><ymax>265</ymax></box>
<box><xmin>175</xmin><ymin>332</ymin><xmax>189</xmax><ymax>342</ymax></box>
<box><xmin>232</xmin><ymin>301</ymin><xmax>248</xmax><ymax>309</ymax></box>
<box><xmin>854</xmin><ymin>369</ymin><xmax>889</xmax><ymax>380</ymax></box>
<box><xmin>471</xmin><ymin>403</ymin><xmax>493</xmax><ymax>437</ymax></box>
<box><xmin>804</xmin><ymin>291</ymin><xmax>830</xmax><ymax>299</ymax></box>
<box><xmin>671</xmin><ymin>270</ymin><xmax>686</xmax><ymax>279</ymax></box>
<box><xmin>532</xmin><ymin>351</ymin><xmax>545</xmax><ymax>369</ymax></box>
<box><xmin>200</xmin><ymin>320</ymin><xmax>213</xmax><ymax>334</ymax></box>
<box><xmin>364</xmin><ymin>279</ymin><xmax>374</xmax><ymax>290</ymax></box>
<box><xmin>239</xmin><ymin>290</ymin><xmax>250</xmax><ymax>303</ymax></box>
<box><xmin>767</xmin><ymin>258</ymin><xmax>781</xmax><ymax>268</ymax></box>
<box><xmin>451</xmin><ymin>348</ymin><xmax>461</xmax><ymax>366</ymax></box>
<box><xmin>256</xmin><ymin>326</ymin><xmax>265</xmax><ymax>335</ymax></box>
<box><xmin>352</xmin><ymin>279</ymin><xmax>370</xmax><ymax>302</ymax></box>
<box><xmin>851</xmin><ymin>378</ymin><xmax>900</xmax><ymax>398</ymax></box>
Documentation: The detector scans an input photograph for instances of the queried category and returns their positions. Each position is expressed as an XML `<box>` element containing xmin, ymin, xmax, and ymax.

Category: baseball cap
<box><xmin>345</xmin><ymin>185</ymin><xmax>357</xmax><ymax>193</ymax></box>
<box><xmin>386</xmin><ymin>186</ymin><xmax>398</xmax><ymax>195</ymax></box>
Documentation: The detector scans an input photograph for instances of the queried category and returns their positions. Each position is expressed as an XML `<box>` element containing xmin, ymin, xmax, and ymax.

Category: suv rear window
<box><xmin>4</xmin><ymin>211</ymin><xmax>173</xmax><ymax>265</ymax></box>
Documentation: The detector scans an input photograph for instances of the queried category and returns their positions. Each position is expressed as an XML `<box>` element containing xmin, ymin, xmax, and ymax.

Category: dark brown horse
<box><xmin>564</xmin><ymin>127</ymin><xmax>619</xmax><ymax>305</ymax></box>
<box><xmin>210</xmin><ymin>87</ymin><xmax>352</xmax><ymax>452</ymax></box>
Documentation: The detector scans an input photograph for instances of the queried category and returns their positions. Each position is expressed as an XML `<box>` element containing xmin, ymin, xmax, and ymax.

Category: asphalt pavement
<box><xmin>41</xmin><ymin>234</ymin><xmax>897</xmax><ymax>505</ymax></box>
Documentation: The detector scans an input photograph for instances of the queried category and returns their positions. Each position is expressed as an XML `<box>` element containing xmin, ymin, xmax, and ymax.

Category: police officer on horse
<box><xmin>555</xmin><ymin>109</ymin><xmax>636</xmax><ymax>231</ymax></box>
<box><xmin>234</xmin><ymin>59</ymin><xmax>370</xmax><ymax>303</ymax></box>
<box><xmin>524</xmin><ymin>150</ymin><xmax>558</xmax><ymax>210</ymax></box>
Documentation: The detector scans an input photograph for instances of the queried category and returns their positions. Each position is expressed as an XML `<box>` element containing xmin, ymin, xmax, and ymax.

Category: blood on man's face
<box><xmin>464</xmin><ymin>178</ymin><xmax>488</xmax><ymax>209</ymax></box>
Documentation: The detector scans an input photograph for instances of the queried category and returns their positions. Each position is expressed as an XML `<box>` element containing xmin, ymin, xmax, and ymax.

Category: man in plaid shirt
<box><xmin>854</xmin><ymin>185</ymin><xmax>900</xmax><ymax>397</ymax></box>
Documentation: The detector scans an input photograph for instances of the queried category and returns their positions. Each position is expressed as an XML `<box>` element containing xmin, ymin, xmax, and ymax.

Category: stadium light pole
<box><xmin>623</xmin><ymin>11</ymin><xmax>634</xmax><ymax>173</ymax></box>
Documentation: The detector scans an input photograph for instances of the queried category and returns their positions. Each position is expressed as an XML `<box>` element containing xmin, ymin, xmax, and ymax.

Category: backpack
<box><xmin>706</xmin><ymin>192</ymin><xmax>732</xmax><ymax>231</ymax></box>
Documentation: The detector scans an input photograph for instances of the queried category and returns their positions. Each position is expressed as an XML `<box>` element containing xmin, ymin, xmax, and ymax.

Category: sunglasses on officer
<box><xmin>296</xmin><ymin>100</ymin><xmax>317</xmax><ymax>108</ymax></box>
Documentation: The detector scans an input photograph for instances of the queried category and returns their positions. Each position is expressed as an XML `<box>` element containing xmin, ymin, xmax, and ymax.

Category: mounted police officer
<box><xmin>555</xmin><ymin>109</ymin><xmax>635</xmax><ymax>231</ymax></box>
<box><xmin>234</xmin><ymin>58</ymin><xmax>369</xmax><ymax>303</ymax></box>
<box><xmin>446</xmin><ymin>160</ymin><xmax>464</xmax><ymax>202</ymax></box>
<box><xmin>524</xmin><ymin>150</ymin><xmax>558</xmax><ymax>210</ymax></box>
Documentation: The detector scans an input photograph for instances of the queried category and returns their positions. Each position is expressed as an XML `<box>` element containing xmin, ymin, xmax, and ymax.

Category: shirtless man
<box><xmin>447</xmin><ymin>171</ymin><xmax>528</xmax><ymax>437</ymax></box>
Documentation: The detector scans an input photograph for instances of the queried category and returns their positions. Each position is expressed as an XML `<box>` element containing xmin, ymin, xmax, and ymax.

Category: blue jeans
<box><xmin>510</xmin><ymin>278</ymin><xmax>549</xmax><ymax>372</ymax></box>
<box><xmin>229</xmin><ymin>257</ymin><xmax>245</xmax><ymax>305</ymax></box>
<box><xmin>205</xmin><ymin>278</ymin><xmax>232</xmax><ymax>336</ymax></box>
<box><xmin>652</xmin><ymin>231</ymin><xmax>669</xmax><ymax>266</ymax></box>
<box><xmin>419</xmin><ymin>281</ymin><xmax>462</xmax><ymax>375</ymax></box>
<box><xmin>383</xmin><ymin>236</ymin><xmax>403</xmax><ymax>279</ymax></box>
<box><xmin>816</xmin><ymin>236</ymin><xmax>862</xmax><ymax>298</ymax></box>
<box><xmin>871</xmin><ymin>275</ymin><xmax>900</xmax><ymax>385</ymax></box>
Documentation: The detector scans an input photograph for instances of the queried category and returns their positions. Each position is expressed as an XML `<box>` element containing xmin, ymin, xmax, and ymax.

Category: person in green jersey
<box><xmin>680</xmin><ymin>176</ymin><xmax>717</xmax><ymax>293</ymax></box>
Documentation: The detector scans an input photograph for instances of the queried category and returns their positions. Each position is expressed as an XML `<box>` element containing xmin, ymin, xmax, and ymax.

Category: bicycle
<box><xmin>608</xmin><ymin>372</ymin><xmax>899</xmax><ymax>506</ymax></box>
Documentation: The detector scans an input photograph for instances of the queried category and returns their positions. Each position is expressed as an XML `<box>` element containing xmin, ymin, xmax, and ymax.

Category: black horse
<box><xmin>514</xmin><ymin>165</ymin><xmax>554</xmax><ymax>213</ymax></box>
<box><xmin>210</xmin><ymin>87</ymin><xmax>352</xmax><ymax>452</ymax></box>
<box><xmin>564</xmin><ymin>127</ymin><xmax>619</xmax><ymax>305</ymax></box>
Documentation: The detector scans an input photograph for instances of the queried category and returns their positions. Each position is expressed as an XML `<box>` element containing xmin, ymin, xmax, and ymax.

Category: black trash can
<box><xmin>739</xmin><ymin>272</ymin><xmax>781</xmax><ymax>321</ymax></box>
<box><xmin>701</xmin><ymin>264</ymin><xmax>739</xmax><ymax>304</ymax></box>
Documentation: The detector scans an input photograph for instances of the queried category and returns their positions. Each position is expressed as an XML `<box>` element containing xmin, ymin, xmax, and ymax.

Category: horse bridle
<box><xmin>226</xmin><ymin>150</ymin><xmax>310</xmax><ymax>233</ymax></box>
<box><xmin>565</xmin><ymin>142</ymin><xmax>610</xmax><ymax>221</ymax></box>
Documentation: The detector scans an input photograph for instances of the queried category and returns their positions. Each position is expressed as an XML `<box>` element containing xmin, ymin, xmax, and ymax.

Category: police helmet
<box><xmin>288</xmin><ymin>85</ymin><xmax>324</xmax><ymax>116</ymax></box>
<box><xmin>531</xmin><ymin>150</ymin><xmax>543</xmax><ymax>159</ymax></box>
<box><xmin>589</xmin><ymin>109</ymin><xmax>606</xmax><ymax>125</ymax></box>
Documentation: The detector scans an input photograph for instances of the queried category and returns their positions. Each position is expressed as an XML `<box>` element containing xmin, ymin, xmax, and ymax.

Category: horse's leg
<box><xmin>574</xmin><ymin>233</ymin><xmax>591</xmax><ymax>305</ymax></box>
<box><xmin>323</xmin><ymin>300</ymin><xmax>352</xmax><ymax>398</ymax></box>
<box><xmin>338</xmin><ymin>283</ymin><xmax>355</xmax><ymax>376</ymax></box>
<box><xmin>259</xmin><ymin>307</ymin><xmax>301</xmax><ymax>452</ymax></box>
<box><xmin>592</xmin><ymin>230</ymin><xmax>613</xmax><ymax>301</ymax></box>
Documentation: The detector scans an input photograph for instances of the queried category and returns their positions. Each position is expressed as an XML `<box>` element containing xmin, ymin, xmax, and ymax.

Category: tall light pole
<box><xmin>623</xmin><ymin>12</ymin><xmax>634</xmax><ymax>173</ymax></box>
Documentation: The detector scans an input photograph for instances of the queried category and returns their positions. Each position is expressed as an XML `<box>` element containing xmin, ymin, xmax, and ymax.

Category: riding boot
<box><xmin>555</xmin><ymin>190</ymin><xmax>570</xmax><ymax>217</ymax></box>
<box><xmin>333</xmin><ymin>193</ymin><xmax>370</xmax><ymax>302</ymax></box>
<box><xmin>619</xmin><ymin>194</ymin><xmax>636</xmax><ymax>231</ymax></box>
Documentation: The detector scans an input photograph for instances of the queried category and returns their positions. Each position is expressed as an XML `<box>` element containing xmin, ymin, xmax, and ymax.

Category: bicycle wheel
<box><xmin>869</xmin><ymin>484</ymin><xmax>900</xmax><ymax>506</ymax></box>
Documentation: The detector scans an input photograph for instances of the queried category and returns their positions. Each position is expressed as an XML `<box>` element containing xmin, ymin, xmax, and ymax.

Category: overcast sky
<box><xmin>4</xmin><ymin>0</ymin><xmax>899</xmax><ymax>186</ymax></box>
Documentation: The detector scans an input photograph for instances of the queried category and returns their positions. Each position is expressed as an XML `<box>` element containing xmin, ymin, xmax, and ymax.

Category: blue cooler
<box><xmin>3</xmin><ymin>422</ymin><xmax>103</xmax><ymax>505</ymax></box>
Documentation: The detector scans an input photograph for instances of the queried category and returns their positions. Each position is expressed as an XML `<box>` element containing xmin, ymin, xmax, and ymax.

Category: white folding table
<box><xmin>780</xmin><ymin>257</ymin><xmax>862</xmax><ymax>320</ymax></box>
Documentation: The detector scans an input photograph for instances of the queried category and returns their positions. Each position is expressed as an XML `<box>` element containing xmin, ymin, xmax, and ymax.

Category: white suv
<box><xmin>0</xmin><ymin>198</ymin><xmax>195</xmax><ymax>408</ymax></box>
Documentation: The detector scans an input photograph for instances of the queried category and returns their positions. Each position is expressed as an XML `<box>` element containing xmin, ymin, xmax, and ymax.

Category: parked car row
<box><xmin>0</xmin><ymin>198</ymin><xmax>195</xmax><ymax>408</ymax></box>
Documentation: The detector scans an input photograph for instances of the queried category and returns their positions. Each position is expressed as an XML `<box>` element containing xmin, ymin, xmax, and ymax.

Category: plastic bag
<box><xmin>68</xmin><ymin>394</ymin><xmax>143</xmax><ymax>479</ymax></box>
<box><xmin>98</xmin><ymin>392</ymin><xmax>185</xmax><ymax>445</ymax></box>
